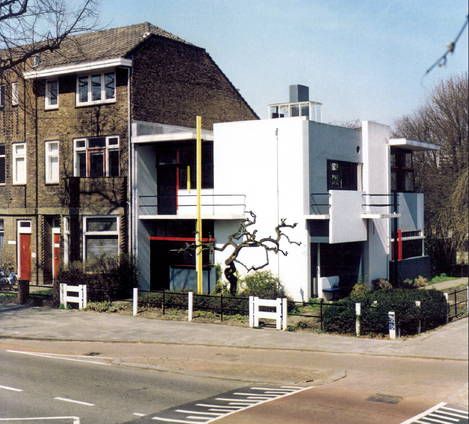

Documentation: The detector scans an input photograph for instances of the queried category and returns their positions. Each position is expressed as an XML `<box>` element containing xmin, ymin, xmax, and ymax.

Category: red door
<box><xmin>53</xmin><ymin>233</ymin><xmax>60</xmax><ymax>280</ymax></box>
<box><xmin>19</xmin><ymin>233</ymin><xmax>31</xmax><ymax>281</ymax></box>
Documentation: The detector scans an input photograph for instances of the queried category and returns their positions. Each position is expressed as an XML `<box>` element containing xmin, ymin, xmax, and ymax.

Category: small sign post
<box><xmin>415</xmin><ymin>300</ymin><xmax>421</xmax><ymax>334</ymax></box>
<box><xmin>132</xmin><ymin>287</ymin><xmax>138</xmax><ymax>317</ymax></box>
<box><xmin>388</xmin><ymin>311</ymin><xmax>396</xmax><ymax>340</ymax></box>
<box><xmin>355</xmin><ymin>302</ymin><xmax>361</xmax><ymax>337</ymax></box>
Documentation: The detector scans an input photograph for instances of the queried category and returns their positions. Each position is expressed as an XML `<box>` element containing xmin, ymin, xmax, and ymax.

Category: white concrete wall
<box><xmin>361</xmin><ymin>121</ymin><xmax>391</xmax><ymax>283</ymax></box>
<box><xmin>329</xmin><ymin>190</ymin><xmax>367</xmax><ymax>243</ymax></box>
<box><xmin>398</xmin><ymin>192</ymin><xmax>424</xmax><ymax>232</ymax></box>
<box><xmin>213</xmin><ymin>118</ymin><xmax>310</xmax><ymax>301</ymax></box>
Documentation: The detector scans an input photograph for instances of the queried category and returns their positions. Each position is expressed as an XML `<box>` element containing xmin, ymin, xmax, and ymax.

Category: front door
<box><xmin>52</xmin><ymin>228</ymin><xmax>61</xmax><ymax>280</ymax></box>
<box><xmin>17</xmin><ymin>221</ymin><xmax>32</xmax><ymax>281</ymax></box>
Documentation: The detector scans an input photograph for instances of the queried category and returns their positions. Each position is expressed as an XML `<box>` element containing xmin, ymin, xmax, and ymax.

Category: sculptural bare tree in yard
<box><xmin>0</xmin><ymin>0</ymin><xmax>98</xmax><ymax>73</ymax></box>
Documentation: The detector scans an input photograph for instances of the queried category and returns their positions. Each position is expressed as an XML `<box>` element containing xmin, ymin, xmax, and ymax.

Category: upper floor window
<box><xmin>74</xmin><ymin>136</ymin><xmax>119</xmax><ymax>177</ymax></box>
<box><xmin>45</xmin><ymin>141</ymin><xmax>60</xmax><ymax>184</ymax></box>
<box><xmin>327</xmin><ymin>160</ymin><xmax>358</xmax><ymax>191</ymax></box>
<box><xmin>11</xmin><ymin>82</ymin><xmax>18</xmax><ymax>106</ymax></box>
<box><xmin>12</xmin><ymin>143</ymin><xmax>26</xmax><ymax>185</ymax></box>
<box><xmin>391</xmin><ymin>148</ymin><xmax>414</xmax><ymax>192</ymax></box>
<box><xmin>45</xmin><ymin>80</ymin><xmax>59</xmax><ymax>109</ymax></box>
<box><xmin>0</xmin><ymin>144</ymin><xmax>5</xmax><ymax>184</ymax></box>
<box><xmin>76</xmin><ymin>72</ymin><xmax>116</xmax><ymax>106</ymax></box>
<box><xmin>0</xmin><ymin>85</ymin><xmax>5</xmax><ymax>108</ymax></box>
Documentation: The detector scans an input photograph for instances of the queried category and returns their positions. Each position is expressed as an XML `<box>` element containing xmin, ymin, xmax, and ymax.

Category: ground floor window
<box><xmin>83</xmin><ymin>216</ymin><xmax>119</xmax><ymax>268</ymax></box>
<box><xmin>0</xmin><ymin>219</ymin><xmax>4</xmax><ymax>251</ymax></box>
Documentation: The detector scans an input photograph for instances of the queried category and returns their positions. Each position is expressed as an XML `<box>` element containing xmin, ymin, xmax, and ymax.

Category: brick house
<box><xmin>0</xmin><ymin>22</ymin><xmax>257</xmax><ymax>285</ymax></box>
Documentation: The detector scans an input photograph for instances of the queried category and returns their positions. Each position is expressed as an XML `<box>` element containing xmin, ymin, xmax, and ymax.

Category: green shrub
<box><xmin>350</xmin><ymin>283</ymin><xmax>370</xmax><ymax>301</ymax></box>
<box><xmin>323</xmin><ymin>289</ymin><xmax>447</xmax><ymax>335</ymax></box>
<box><xmin>240</xmin><ymin>271</ymin><xmax>287</xmax><ymax>299</ymax></box>
<box><xmin>372</xmin><ymin>278</ymin><xmax>393</xmax><ymax>291</ymax></box>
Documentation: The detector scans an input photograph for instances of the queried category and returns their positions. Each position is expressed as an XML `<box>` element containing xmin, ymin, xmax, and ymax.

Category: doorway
<box><xmin>17</xmin><ymin>220</ymin><xmax>32</xmax><ymax>281</ymax></box>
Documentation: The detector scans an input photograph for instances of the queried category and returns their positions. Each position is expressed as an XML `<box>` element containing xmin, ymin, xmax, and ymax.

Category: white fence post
<box><xmin>466</xmin><ymin>286</ymin><xmax>469</xmax><ymax>315</ymax></box>
<box><xmin>132</xmin><ymin>287</ymin><xmax>138</xmax><ymax>317</ymax></box>
<box><xmin>59</xmin><ymin>283</ymin><xmax>65</xmax><ymax>307</ymax></box>
<box><xmin>355</xmin><ymin>302</ymin><xmax>361</xmax><ymax>337</ymax></box>
<box><xmin>388</xmin><ymin>311</ymin><xmax>396</xmax><ymax>339</ymax></box>
<box><xmin>82</xmin><ymin>285</ymin><xmax>87</xmax><ymax>309</ymax></box>
<box><xmin>188</xmin><ymin>291</ymin><xmax>193</xmax><ymax>322</ymax></box>
<box><xmin>415</xmin><ymin>300</ymin><xmax>421</xmax><ymax>334</ymax></box>
<box><xmin>253</xmin><ymin>297</ymin><xmax>259</xmax><ymax>327</ymax></box>
<box><xmin>249</xmin><ymin>296</ymin><xmax>254</xmax><ymax>328</ymax></box>
<box><xmin>275</xmin><ymin>298</ymin><xmax>282</xmax><ymax>330</ymax></box>
<box><xmin>444</xmin><ymin>292</ymin><xmax>449</xmax><ymax>323</ymax></box>
<box><xmin>282</xmin><ymin>297</ymin><xmax>288</xmax><ymax>331</ymax></box>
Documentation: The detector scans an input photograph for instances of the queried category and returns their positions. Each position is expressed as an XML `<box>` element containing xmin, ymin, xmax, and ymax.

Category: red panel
<box><xmin>53</xmin><ymin>233</ymin><xmax>60</xmax><ymax>280</ymax></box>
<box><xmin>19</xmin><ymin>233</ymin><xmax>31</xmax><ymax>281</ymax></box>
<box><xmin>397</xmin><ymin>229</ymin><xmax>403</xmax><ymax>262</ymax></box>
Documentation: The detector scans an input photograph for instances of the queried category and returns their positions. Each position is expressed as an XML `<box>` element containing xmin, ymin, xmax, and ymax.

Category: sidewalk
<box><xmin>0</xmin><ymin>307</ymin><xmax>467</xmax><ymax>361</ymax></box>
<box><xmin>425</xmin><ymin>277</ymin><xmax>468</xmax><ymax>291</ymax></box>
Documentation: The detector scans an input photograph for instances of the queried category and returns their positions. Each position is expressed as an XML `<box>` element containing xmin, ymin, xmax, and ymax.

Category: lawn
<box><xmin>428</xmin><ymin>274</ymin><xmax>460</xmax><ymax>284</ymax></box>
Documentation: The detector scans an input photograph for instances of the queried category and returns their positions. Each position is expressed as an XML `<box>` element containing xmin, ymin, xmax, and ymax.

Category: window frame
<box><xmin>73</xmin><ymin>136</ymin><xmax>120</xmax><ymax>178</ymax></box>
<box><xmin>0</xmin><ymin>218</ymin><xmax>4</xmax><ymax>251</ymax></box>
<box><xmin>327</xmin><ymin>159</ymin><xmax>358</xmax><ymax>191</ymax></box>
<box><xmin>75</xmin><ymin>71</ymin><xmax>116</xmax><ymax>107</ymax></box>
<box><xmin>0</xmin><ymin>143</ymin><xmax>5</xmax><ymax>185</ymax></box>
<box><xmin>45</xmin><ymin>140</ymin><xmax>60</xmax><ymax>184</ymax></box>
<box><xmin>82</xmin><ymin>215</ymin><xmax>120</xmax><ymax>266</ymax></box>
<box><xmin>12</xmin><ymin>142</ymin><xmax>27</xmax><ymax>185</ymax></box>
<box><xmin>11</xmin><ymin>82</ymin><xmax>19</xmax><ymax>106</ymax></box>
<box><xmin>0</xmin><ymin>84</ymin><xmax>5</xmax><ymax>108</ymax></box>
<box><xmin>45</xmin><ymin>79</ymin><xmax>59</xmax><ymax>110</ymax></box>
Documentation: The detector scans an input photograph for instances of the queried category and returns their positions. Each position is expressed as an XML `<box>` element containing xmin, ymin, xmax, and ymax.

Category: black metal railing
<box><xmin>310</xmin><ymin>192</ymin><xmax>331</xmax><ymax>215</ymax></box>
<box><xmin>446</xmin><ymin>287</ymin><xmax>468</xmax><ymax>320</ymax></box>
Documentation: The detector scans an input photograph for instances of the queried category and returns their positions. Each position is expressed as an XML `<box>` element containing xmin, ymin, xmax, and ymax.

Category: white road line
<box><xmin>250</xmin><ymin>387</ymin><xmax>296</xmax><ymax>392</ymax></box>
<box><xmin>7</xmin><ymin>350</ymin><xmax>110</xmax><ymax>366</ymax></box>
<box><xmin>436</xmin><ymin>410</ymin><xmax>469</xmax><ymax>419</ymax></box>
<box><xmin>440</xmin><ymin>406</ymin><xmax>469</xmax><ymax>415</ymax></box>
<box><xmin>195</xmin><ymin>404</ymin><xmax>241</xmax><ymax>410</ymax></box>
<box><xmin>232</xmin><ymin>392</ymin><xmax>278</xmax><ymax>397</ymax></box>
<box><xmin>54</xmin><ymin>397</ymin><xmax>94</xmax><ymax>407</ymax></box>
<box><xmin>0</xmin><ymin>418</ymin><xmax>80</xmax><ymax>423</ymax></box>
<box><xmin>401</xmin><ymin>403</ymin><xmax>448</xmax><ymax>424</ymax></box>
<box><xmin>0</xmin><ymin>384</ymin><xmax>23</xmax><ymax>392</ymax></box>
<box><xmin>152</xmin><ymin>418</ymin><xmax>202</xmax><ymax>424</ymax></box>
<box><xmin>185</xmin><ymin>418</ymin><xmax>210</xmax><ymax>422</ymax></box>
<box><xmin>215</xmin><ymin>398</ymin><xmax>258</xmax><ymax>403</ymax></box>
<box><xmin>175</xmin><ymin>410</ymin><xmax>223</xmax><ymax>416</ymax></box>
<box><xmin>207</xmin><ymin>409</ymin><xmax>238</xmax><ymax>413</ymax></box>
<box><xmin>429</xmin><ymin>412</ymin><xmax>459</xmax><ymax>422</ymax></box>
<box><xmin>418</xmin><ymin>416</ymin><xmax>454</xmax><ymax>424</ymax></box>
<box><xmin>133</xmin><ymin>413</ymin><xmax>147</xmax><ymax>417</ymax></box>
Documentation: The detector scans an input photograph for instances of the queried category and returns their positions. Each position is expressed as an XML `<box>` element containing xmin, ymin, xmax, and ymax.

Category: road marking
<box><xmin>133</xmin><ymin>413</ymin><xmax>147</xmax><ymax>417</ymax></box>
<box><xmin>0</xmin><ymin>418</ymin><xmax>80</xmax><ymax>423</ymax></box>
<box><xmin>6</xmin><ymin>349</ymin><xmax>110</xmax><ymax>366</ymax></box>
<box><xmin>401</xmin><ymin>402</ymin><xmax>469</xmax><ymax>424</ymax></box>
<box><xmin>0</xmin><ymin>384</ymin><xmax>23</xmax><ymax>392</ymax></box>
<box><xmin>151</xmin><ymin>384</ymin><xmax>310</xmax><ymax>424</ymax></box>
<box><xmin>54</xmin><ymin>397</ymin><xmax>94</xmax><ymax>407</ymax></box>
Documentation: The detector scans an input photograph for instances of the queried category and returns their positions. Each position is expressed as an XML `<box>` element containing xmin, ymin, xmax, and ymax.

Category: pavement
<box><xmin>424</xmin><ymin>277</ymin><xmax>468</xmax><ymax>292</ymax></box>
<box><xmin>0</xmin><ymin>306</ymin><xmax>467</xmax><ymax>362</ymax></box>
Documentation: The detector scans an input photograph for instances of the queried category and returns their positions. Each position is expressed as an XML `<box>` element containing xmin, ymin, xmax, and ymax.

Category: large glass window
<box><xmin>12</xmin><ymin>143</ymin><xmax>26</xmax><ymax>185</ymax></box>
<box><xmin>45</xmin><ymin>141</ymin><xmax>59</xmax><ymax>184</ymax></box>
<box><xmin>0</xmin><ymin>144</ymin><xmax>5</xmax><ymax>184</ymax></box>
<box><xmin>327</xmin><ymin>160</ymin><xmax>358</xmax><ymax>191</ymax></box>
<box><xmin>84</xmin><ymin>216</ymin><xmax>119</xmax><ymax>268</ymax></box>
<box><xmin>45</xmin><ymin>80</ymin><xmax>59</xmax><ymax>109</ymax></box>
<box><xmin>391</xmin><ymin>148</ymin><xmax>415</xmax><ymax>192</ymax></box>
<box><xmin>0</xmin><ymin>85</ymin><xmax>5</xmax><ymax>108</ymax></box>
<box><xmin>11</xmin><ymin>82</ymin><xmax>18</xmax><ymax>106</ymax></box>
<box><xmin>73</xmin><ymin>136</ymin><xmax>119</xmax><ymax>177</ymax></box>
<box><xmin>76</xmin><ymin>72</ymin><xmax>116</xmax><ymax>106</ymax></box>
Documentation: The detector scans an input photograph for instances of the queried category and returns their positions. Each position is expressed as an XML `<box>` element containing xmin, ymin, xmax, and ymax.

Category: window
<box><xmin>45</xmin><ymin>141</ymin><xmax>59</xmax><ymax>184</ymax></box>
<box><xmin>12</xmin><ymin>143</ymin><xmax>26</xmax><ymax>185</ymax></box>
<box><xmin>0</xmin><ymin>85</ymin><xmax>5</xmax><ymax>108</ymax></box>
<box><xmin>391</xmin><ymin>148</ymin><xmax>415</xmax><ymax>192</ymax></box>
<box><xmin>45</xmin><ymin>80</ymin><xmax>59</xmax><ymax>109</ymax></box>
<box><xmin>11</xmin><ymin>82</ymin><xmax>18</xmax><ymax>106</ymax></box>
<box><xmin>74</xmin><ymin>136</ymin><xmax>119</xmax><ymax>177</ymax></box>
<box><xmin>0</xmin><ymin>144</ymin><xmax>5</xmax><ymax>184</ymax></box>
<box><xmin>76</xmin><ymin>72</ymin><xmax>116</xmax><ymax>106</ymax></box>
<box><xmin>83</xmin><ymin>216</ymin><xmax>119</xmax><ymax>268</ymax></box>
<box><xmin>63</xmin><ymin>217</ymin><xmax>70</xmax><ymax>270</ymax></box>
<box><xmin>327</xmin><ymin>160</ymin><xmax>358</xmax><ymax>191</ymax></box>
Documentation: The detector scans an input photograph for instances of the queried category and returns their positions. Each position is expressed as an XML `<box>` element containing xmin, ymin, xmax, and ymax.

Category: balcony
<box><xmin>66</xmin><ymin>177</ymin><xmax>127</xmax><ymax>212</ymax></box>
<box><xmin>138</xmin><ymin>192</ymin><xmax>246</xmax><ymax>220</ymax></box>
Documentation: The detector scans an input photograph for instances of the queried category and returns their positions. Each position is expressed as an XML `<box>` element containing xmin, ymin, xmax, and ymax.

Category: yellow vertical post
<box><xmin>195</xmin><ymin>116</ymin><xmax>203</xmax><ymax>294</ymax></box>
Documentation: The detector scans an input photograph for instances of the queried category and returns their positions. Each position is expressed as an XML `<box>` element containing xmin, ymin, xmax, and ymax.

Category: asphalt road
<box><xmin>0</xmin><ymin>349</ymin><xmax>244</xmax><ymax>424</ymax></box>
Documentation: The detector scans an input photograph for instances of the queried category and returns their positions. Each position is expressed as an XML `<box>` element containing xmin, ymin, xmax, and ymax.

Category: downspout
<box><xmin>34</xmin><ymin>79</ymin><xmax>39</xmax><ymax>286</ymax></box>
<box><xmin>126</xmin><ymin>66</ymin><xmax>134</xmax><ymax>287</ymax></box>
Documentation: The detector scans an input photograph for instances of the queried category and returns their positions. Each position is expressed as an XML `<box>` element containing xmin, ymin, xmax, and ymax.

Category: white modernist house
<box><xmin>132</xmin><ymin>85</ymin><xmax>439</xmax><ymax>301</ymax></box>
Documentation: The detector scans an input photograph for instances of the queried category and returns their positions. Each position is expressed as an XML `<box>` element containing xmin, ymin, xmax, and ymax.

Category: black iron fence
<box><xmin>288</xmin><ymin>299</ymin><xmax>347</xmax><ymax>331</ymax></box>
<box><xmin>446</xmin><ymin>287</ymin><xmax>468</xmax><ymax>320</ymax></box>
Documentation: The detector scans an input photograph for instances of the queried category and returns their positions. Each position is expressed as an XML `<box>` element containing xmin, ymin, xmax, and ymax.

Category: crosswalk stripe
<box><xmin>152</xmin><ymin>418</ymin><xmax>202</xmax><ymax>424</ymax></box>
<box><xmin>195</xmin><ymin>404</ymin><xmax>241</xmax><ymax>410</ymax></box>
<box><xmin>175</xmin><ymin>410</ymin><xmax>223</xmax><ymax>416</ymax></box>
<box><xmin>436</xmin><ymin>411</ymin><xmax>468</xmax><ymax>419</ymax></box>
<box><xmin>440</xmin><ymin>407</ymin><xmax>469</xmax><ymax>415</ymax></box>
<box><xmin>428</xmin><ymin>412</ymin><xmax>460</xmax><ymax>422</ymax></box>
<box><xmin>419</xmin><ymin>416</ymin><xmax>457</xmax><ymax>424</ymax></box>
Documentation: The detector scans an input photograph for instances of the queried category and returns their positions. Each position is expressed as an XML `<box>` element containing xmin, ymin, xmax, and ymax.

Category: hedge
<box><xmin>323</xmin><ymin>289</ymin><xmax>447</xmax><ymax>336</ymax></box>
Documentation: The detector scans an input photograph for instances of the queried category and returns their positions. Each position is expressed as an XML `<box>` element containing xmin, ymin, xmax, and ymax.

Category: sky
<box><xmin>98</xmin><ymin>0</ymin><xmax>468</xmax><ymax>126</ymax></box>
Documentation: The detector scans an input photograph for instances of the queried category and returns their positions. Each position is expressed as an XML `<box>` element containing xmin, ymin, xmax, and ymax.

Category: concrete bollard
<box><xmin>355</xmin><ymin>302</ymin><xmax>361</xmax><ymax>336</ymax></box>
<box><xmin>444</xmin><ymin>292</ymin><xmax>449</xmax><ymax>323</ymax></box>
<box><xmin>249</xmin><ymin>296</ymin><xmax>254</xmax><ymax>328</ymax></box>
<box><xmin>188</xmin><ymin>291</ymin><xmax>193</xmax><ymax>322</ymax></box>
<box><xmin>282</xmin><ymin>297</ymin><xmax>288</xmax><ymax>331</ymax></box>
<box><xmin>132</xmin><ymin>287</ymin><xmax>138</xmax><ymax>317</ymax></box>
<box><xmin>415</xmin><ymin>300</ymin><xmax>421</xmax><ymax>334</ymax></box>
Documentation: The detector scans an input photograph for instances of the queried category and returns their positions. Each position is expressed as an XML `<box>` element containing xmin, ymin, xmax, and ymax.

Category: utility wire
<box><xmin>424</xmin><ymin>15</ymin><xmax>469</xmax><ymax>76</ymax></box>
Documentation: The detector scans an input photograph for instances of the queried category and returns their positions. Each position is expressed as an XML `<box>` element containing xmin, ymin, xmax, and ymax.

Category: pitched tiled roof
<box><xmin>32</xmin><ymin>22</ymin><xmax>192</xmax><ymax>70</ymax></box>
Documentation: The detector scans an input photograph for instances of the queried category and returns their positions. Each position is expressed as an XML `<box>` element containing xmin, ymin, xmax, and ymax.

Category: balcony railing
<box><xmin>138</xmin><ymin>193</ymin><xmax>246</xmax><ymax>218</ymax></box>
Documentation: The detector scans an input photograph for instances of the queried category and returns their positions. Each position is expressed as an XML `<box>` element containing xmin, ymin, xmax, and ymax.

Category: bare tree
<box><xmin>394</xmin><ymin>73</ymin><xmax>468</xmax><ymax>272</ymax></box>
<box><xmin>181</xmin><ymin>211</ymin><xmax>300</xmax><ymax>295</ymax></box>
<box><xmin>0</xmin><ymin>0</ymin><xmax>98</xmax><ymax>73</ymax></box>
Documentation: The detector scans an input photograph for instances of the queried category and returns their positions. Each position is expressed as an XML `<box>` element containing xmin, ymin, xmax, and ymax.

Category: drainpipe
<box><xmin>34</xmin><ymin>80</ymin><xmax>39</xmax><ymax>286</ymax></box>
<box><xmin>126</xmin><ymin>66</ymin><xmax>134</xmax><ymax>288</ymax></box>
<box><xmin>392</xmin><ymin>191</ymin><xmax>399</xmax><ymax>286</ymax></box>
